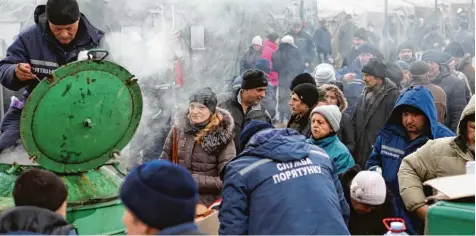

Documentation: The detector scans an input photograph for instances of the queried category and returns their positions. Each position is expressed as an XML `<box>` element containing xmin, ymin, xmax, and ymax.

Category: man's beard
<box><xmin>360</xmin><ymin>60</ymin><xmax>369</xmax><ymax>66</ymax></box>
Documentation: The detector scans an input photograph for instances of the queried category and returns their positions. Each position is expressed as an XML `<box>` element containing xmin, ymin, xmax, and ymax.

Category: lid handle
<box><xmin>87</xmin><ymin>49</ymin><xmax>109</xmax><ymax>61</ymax></box>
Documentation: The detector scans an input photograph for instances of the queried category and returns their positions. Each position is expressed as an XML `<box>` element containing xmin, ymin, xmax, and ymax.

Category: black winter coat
<box><xmin>338</xmin><ymin>112</ymin><xmax>355</xmax><ymax>154</ymax></box>
<box><xmin>240</xmin><ymin>46</ymin><xmax>262</xmax><ymax>74</ymax></box>
<box><xmin>341</xmin><ymin>47</ymin><xmax>359</xmax><ymax>69</ymax></box>
<box><xmin>0</xmin><ymin>206</ymin><xmax>76</xmax><ymax>235</ymax></box>
<box><xmin>272</xmin><ymin>43</ymin><xmax>305</xmax><ymax>89</ymax></box>
<box><xmin>352</xmin><ymin>79</ymin><xmax>400</xmax><ymax>168</ymax></box>
<box><xmin>217</xmin><ymin>89</ymin><xmax>272</xmax><ymax>152</ymax></box>
<box><xmin>432</xmin><ymin>66</ymin><xmax>469</xmax><ymax>132</ymax></box>
<box><xmin>340</xmin><ymin>165</ymin><xmax>395</xmax><ymax>235</ymax></box>
<box><xmin>313</xmin><ymin>27</ymin><xmax>332</xmax><ymax>54</ymax></box>
<box><xmin>285</xmin><ymin>30</ymin><xmax>316</xmax><ymax>63</ymax></box>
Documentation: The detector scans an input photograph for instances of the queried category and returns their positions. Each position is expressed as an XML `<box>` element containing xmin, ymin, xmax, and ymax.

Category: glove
<box><xmin>368</xmin><ymin>166</ymin><xmax>382</xmax><ymax>175</ymax></box>
<box><xmin>77</xmin><ymin>50</ymin><xmax>90</xmax><ymax>61</ymax></box>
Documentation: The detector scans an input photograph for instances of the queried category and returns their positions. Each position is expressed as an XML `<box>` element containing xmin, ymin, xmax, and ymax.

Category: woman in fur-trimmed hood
<box><xmin>161</xmin><ymin>87</ymin><xmax>236</xmax><ymax>206</ymax></box>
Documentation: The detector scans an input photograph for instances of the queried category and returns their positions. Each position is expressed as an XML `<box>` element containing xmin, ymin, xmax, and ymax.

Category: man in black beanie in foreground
<box><xmin>0</xmin><ymin>0</ymin><xmax>104</xmax><ymax>152</ymax></box>
<box><xmin>218</xmin><ymin>69</ymin><xmax>272</xmax><ymax>152</ymax></box>
<box><xmin>352</xmin><ymin>58</ymin><xmax>400</xmax><ymax>168</ymax></box>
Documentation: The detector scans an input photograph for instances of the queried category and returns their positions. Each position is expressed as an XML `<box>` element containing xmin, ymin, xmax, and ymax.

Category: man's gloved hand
<box><xmin>77</xmin><ymin>50</ymin><xmax>90</xmax><ymax>61</ymax></box>
<box><xmin>368</xmin><ymin>166</ymin><xmax>382</xmax><ymax>175</ymax></box>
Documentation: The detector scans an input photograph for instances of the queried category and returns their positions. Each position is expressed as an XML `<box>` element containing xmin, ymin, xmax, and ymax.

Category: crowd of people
<box><xmin>0</xmin><ymin>0</ymin><xmax>474</xmax><ymax>235</ymax></box>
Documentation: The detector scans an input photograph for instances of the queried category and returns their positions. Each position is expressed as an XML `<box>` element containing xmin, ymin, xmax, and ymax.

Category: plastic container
<box><xmin>426</xmin><ymin>201</ymin><xmax>475</xmax><ymax>235</ymax></box>
<box><xmin>383</xmin><ymin>218</ymin><xmax>409</xmax><ymax>235</ymax></box>
<box><xmin>466</xmin><ymin>161</ymin><xmax>475</xmax><ymax>174</ymax></box>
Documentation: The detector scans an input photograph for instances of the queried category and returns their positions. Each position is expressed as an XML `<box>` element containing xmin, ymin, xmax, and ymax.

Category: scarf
<box><xmin>189</xmin><ymin>120</ymin><xmax>210</xmax><ymax>136</ymax></box>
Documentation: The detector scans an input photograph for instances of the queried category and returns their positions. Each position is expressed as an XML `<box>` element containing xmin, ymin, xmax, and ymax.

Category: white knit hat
<box><xmin>252</xmin><ymin>35</ymin><xmax>263</xmax><ymax>46</ymax></box>
<box><xmin>310</xmin><ymin>105</ymin><xmax>342</xmax><ymax>132</ymax></box>
<box><xmin>350</xmin><ymin>171</ymin><xmax>387</xmax><ymax>205</ymax></box>
<box><xmin>281</xmin><ymin>35</ymin><xmax>294</xmax><ymax>45</ymax></box>
<box><xmin>313</xmin><ymin>63</ymin><xmax>336</xmax><ymax>84</ymax></box>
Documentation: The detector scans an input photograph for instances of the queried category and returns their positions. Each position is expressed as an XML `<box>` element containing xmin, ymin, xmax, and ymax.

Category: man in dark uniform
<box><xmin>0</xmin><ymin>0</ymin><xmax>104</xmax><ymax>151</ymax></box>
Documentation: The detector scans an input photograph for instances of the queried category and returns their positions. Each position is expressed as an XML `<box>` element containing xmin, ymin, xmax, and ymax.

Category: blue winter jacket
<box><xmin>335</xmin><ymin>58</ymin><xmax>365</xmax><ymax>114</ymax></box>
<box><xmin>219</xmin><ymin>128</ymin><xmax>350</xmax><ymax>235</ymax></box>
<box><xmin>0</xmin><ymin>5</ymin><xmax>104</xmax><ymax>99</ymax></box>
<box><xmin>307</xmin><ymin>134</ymin><xmax>355</xmax><ymax>175</ymax></box>
<box><xmin>366</xmin><ymin>86</ymin><xmax>455</xmax><ymax>234</ymax></box>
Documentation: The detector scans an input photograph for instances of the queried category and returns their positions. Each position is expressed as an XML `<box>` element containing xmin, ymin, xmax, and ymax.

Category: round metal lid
<box><xmin>20</xmin><ymin>59</ymin><xmax>142</xmax><ymax>173</ymax></box>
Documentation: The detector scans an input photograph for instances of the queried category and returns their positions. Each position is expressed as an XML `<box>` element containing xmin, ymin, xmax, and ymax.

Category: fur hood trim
<box><xmin>181</xmin><ymin>107</ymin><xmax>235</xmax><ymax>154</ymax></box>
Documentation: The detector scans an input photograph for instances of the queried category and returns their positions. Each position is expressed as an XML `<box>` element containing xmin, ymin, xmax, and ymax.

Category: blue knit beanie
<box><xmin>120</xmin><ymin>160</ymin><xmax>198</xmax><ymax>230</ymax></box>
<box><xmin>239</xmin><ymin>120</ymin><xmax>274</xmax><ymax>151</ymax></box>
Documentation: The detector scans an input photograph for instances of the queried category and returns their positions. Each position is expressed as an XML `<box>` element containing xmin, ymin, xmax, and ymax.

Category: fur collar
<box><xmin>181</xmin><ymin>107</ymin><xmax>235</xmax><ymax>154</ymax></box>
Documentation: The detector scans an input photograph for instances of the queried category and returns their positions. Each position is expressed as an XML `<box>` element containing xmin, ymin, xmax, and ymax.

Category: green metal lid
<box><xmin>20</xmin><ymin>58</ymin><xmax>142</xmax><ymax>173</ymax></box>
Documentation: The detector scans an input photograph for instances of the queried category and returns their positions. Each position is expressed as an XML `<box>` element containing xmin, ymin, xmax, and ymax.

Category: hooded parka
<box><xmin>161</xmin><ymin>108</ymin><xmax>236</xmax><ymax>206</ymax></box>
<box><xmin>398</xmin><ymin>95</ymin><xmax>475</xmax><ymax>214</ymax></box>
<box><xmin>366</xmin><ymin>86</ymin><xmax>455</xmax><ymax>234</ymax></box>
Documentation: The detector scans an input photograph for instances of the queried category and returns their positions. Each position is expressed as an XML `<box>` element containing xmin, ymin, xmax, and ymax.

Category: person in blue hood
<box><xmin>219</xmin><ymin>120</ymin><xmax>350</xmax><ymax>235</ymax></box>
<box><xmin>366</xmin><ymin>86</ymin><xmax>455</xmax><ymax>234</ymax></box>
<box><xmin>0</xmin><ymin>0</ymin><xmax>104</xmax><ymax>152</ymax></box>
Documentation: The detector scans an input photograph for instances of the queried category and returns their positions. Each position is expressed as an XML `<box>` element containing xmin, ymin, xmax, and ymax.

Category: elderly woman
<box><xmin>306</xmin><ymin>105</ymin><xmax>355</xmax><ymax>175</ymax></box>
<box><xmin>161</xmin><ymin>87</ymin><xmax>236</xmax><ymax>206</ymax></box>
<box><xmin>319</xmin><ymin>84</ymin><xmax>356</xmax><ymax>153</ymax></box>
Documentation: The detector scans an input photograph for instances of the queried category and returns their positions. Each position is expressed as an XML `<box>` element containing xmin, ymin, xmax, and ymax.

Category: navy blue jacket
<box><xmin>366</xmin><ymin>86</ymin><xmax>455</xmax><ymax>234</ymax></box>
<box><xmin>219</xmin><ymin>128</ymin><xmax>350</xmax><ymax>235</ymax></box>
<box><xmin>313</xmin><ymin>27</ymin><xmax>332</xmax><ymax>54</ymax></box>
<box><xmin>336</xmin><ymin>58</ymin><xmax>365</xmax><ymax>114</ymax></box>
<box><xmin>0</xmin><ymin>5</ymin><xmax>104</xmax><ymax>99</ymax></box>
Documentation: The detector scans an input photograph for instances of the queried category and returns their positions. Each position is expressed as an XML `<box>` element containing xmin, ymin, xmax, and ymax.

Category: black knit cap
<box><xmin>13</xmin><ymin>169</ymin><xmax>68</xmax><ymax>212</ymax></box>
<box><xmin>292</xmin><ymin>83</ymin><xmax>320</xmax><ymax>108</ymax></box>
<box><xmin>362</xmin><ymin>58</ymin><xmax>387</xmax><ymax>79</ymax></box>
<box><xmin>398</xmin><ymin>42</ymin><xmax>415</xmax><ymax>53</ymax></box>
<box><xmin>290</xmin><ymin>73</ymin><xmax>316</xmax><ymax>91</ymax></box>
<box><xmin>354</xmin><ymin>28</ymin><xmax>368</xmax><ymax>41</ymax></box>
<box><xmin>46</xmin><ymin>0</ymin><xmax>80</xmax><ymax>25</ymax></box>
<box><xmin>409</xmin><ymin>61</ymin><xmax>430</xmax><ymax>76</ymax></box>
<box><xmin>189</xmin><ymin>87</ymin><xmax>217</xmax><ymax>113</ymax></box>
<box><xmin>444</xmin><ymin>42</ymin><xmax>465</xmax><ymax>58</ymax></box>
<box><xmin>241</xmin><ymin>69</ymin><xmax>268</xmax><ymax>89</ymax></box>
<box><xmin>357</xmin><ymin>43</ymin><xmax>377</xmax><ymax>55</ymax></box>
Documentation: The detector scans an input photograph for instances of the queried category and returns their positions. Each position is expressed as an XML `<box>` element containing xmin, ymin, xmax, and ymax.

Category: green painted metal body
<box><xmin>0</xmin><ymin>55</ymin><xmax>142</xmax><ymax>235</ymax></box>
<box><xmin>0</xmin><ymin>163</ymin><xmax>127</xmax><ymax>234</ymax></box>
<box><xmin>425</xmin><ymin>201</ymin><xmax>475</xmax><ymax>235</ymax></box>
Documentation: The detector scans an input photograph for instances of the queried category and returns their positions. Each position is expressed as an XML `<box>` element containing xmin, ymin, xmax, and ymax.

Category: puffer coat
<box><xmin>161</xmin><ymin>108</ymin><xmax>236</xmax><ymax>206</ymax></box>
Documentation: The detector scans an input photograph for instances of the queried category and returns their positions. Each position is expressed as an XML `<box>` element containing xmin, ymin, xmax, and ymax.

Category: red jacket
<box><xmin>261</xmin><ymin>40</ymin><xmax>279</xmax><ymax>86</ymax></box>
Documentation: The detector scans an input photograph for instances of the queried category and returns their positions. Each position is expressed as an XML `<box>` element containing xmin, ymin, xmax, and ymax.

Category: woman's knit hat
<box><xmin>350</xmin><ymin>171</ymin><xmax>387</xmax><ymax>205</ymax></box>
<box><xmin>310</xmin><ymin>105</ymin><xmax>342</xmax><ymax>132</ymax></box>
<box><xmin>189</xmin><ymin>87</ymin><xmax>217</xmax><ymax>113</ymax></box>
<box><xmin>313</xmin><ymin>63</ymin><xmax>336</xmax><ymax>85</ymax></box>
